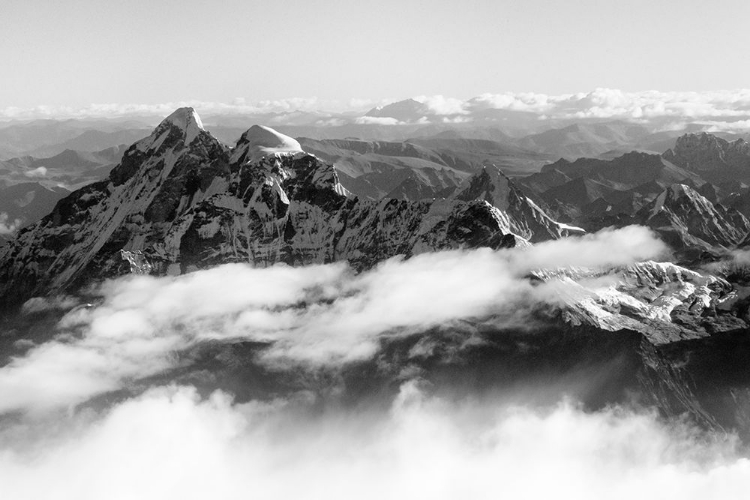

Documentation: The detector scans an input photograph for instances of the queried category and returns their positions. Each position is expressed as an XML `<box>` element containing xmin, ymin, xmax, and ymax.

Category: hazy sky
<box><xmin>3</xmin><ymin>0</ymin><xmax>750</xmax><ymax>108</ymax></box>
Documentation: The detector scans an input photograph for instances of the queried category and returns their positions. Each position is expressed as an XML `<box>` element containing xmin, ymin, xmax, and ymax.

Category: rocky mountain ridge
<box><xmin>635</xmin><ymin>183</ymin><xmax>750</xmax><ymax>257</ymax></box>
<box><xmin>531</xmin><ymin>260</ymin><xmax>741</xmax><ymax>344</ymax></box>
<box><xmin>0</xmin><ymin>108</ymin><xmax>575</xmax><ymax>309</ymax></box>
<box><xmin>664</xmin><ymin>132</ymin><xmax>750</xmax><ymax>179</ymax></box>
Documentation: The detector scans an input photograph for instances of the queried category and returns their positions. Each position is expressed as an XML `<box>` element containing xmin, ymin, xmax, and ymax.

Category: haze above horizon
<box><xmin>4</xmin><ymin>0</ymin><xmax>750</xmax><ymax>112</ymax></box>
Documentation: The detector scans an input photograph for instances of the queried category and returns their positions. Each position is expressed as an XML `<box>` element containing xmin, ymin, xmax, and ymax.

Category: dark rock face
<box><xmin>0</xmin><ymin>109</ymin><xmax>533</xmax><ymax>309</ymax></box>
<box><xmin>450</xmin><ymin>165</ymin><xmax>584</xmax><ymax>242</ymax></box>
<box><xmin>635</xmin><ymin>184</ymin><xmax>750</xmax><ymax>257</ymax></box>
<box><xmin>664</xmin><ymin>133</ymin><xmax>750</xmax><ymax>182</ymax></box>
<box><xmin>518</xmin><ymin>151</ymin><xmax>704</xmax><ymax>231</ymax></box>
<box><xmin>514</xmin><ymin>137</ymin><xmax>750</xmax><ymax>257</ymax></box>
<box><xmin>538</xmin><ymin>151</ymin><xmax>700</xmax><ymax>188</ymax></box>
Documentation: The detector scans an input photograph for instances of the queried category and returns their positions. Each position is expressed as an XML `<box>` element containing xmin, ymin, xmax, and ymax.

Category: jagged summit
<box><xmin>663</xmin><ymin>132</ymin><xmax>750</xmax><ymax>179</ymax></box>
<box><xmin>109</xmin><ymin>108</ymin><xmax>225</xmax><ymax>186</ymax></box>
<box><xmin>132</xmin><ymin>107</ymin><xmax>211</xmax><ymax>155</ymax></box>
<box><xmin>163</xmin><ymin>106</ymin><xmax>204</xmax><ymax>130</ymax></box>
<box><xmin>648</xmin><ymin>183</ymin><xmax>729</xmax><ymax>221</ymax></box>
<box><xmin>158</xmin><ymin>107</ymin><xmax>205</xmax><ymax>144</ymax></box>
<box><xmin>232</xmin><ymin>125</ymin><xmax>304</xmax><ymax>163</ymax></box>
<box><xmin>453</xmin><ymin>164</ymin><xmax>513</xmax><ymax>210</ymax></box>
<box><xmin>450</xmin><ymin>164</ymin><xmax>584</xmax><ymax>241</ymax></box>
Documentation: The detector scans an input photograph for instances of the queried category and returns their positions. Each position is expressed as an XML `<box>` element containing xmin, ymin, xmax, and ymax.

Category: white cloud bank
<box><xmin>0</xmin><ymin>383</ymin><xmax>749</xmax><ymax>500</ymax></box>
<box><xmin>1</xmin><ymin>225</ymin><xmax>747</xmax><ymax>499</ymax></box>
<box><xmin>0</xmin><ymin>226</ymin><xmax>668</xmax><ymax>415</ymax></box>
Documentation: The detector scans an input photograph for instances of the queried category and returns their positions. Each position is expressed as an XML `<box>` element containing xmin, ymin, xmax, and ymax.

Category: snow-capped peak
<box><xmin>161</xmin><ymin>107</ymin><xmax>205</xmax><ymax>144</ymax></box>
<box><xmin>135</xmin><ymin>107</ymin><xmax>207</xmax><ymax>153</ymax></box>
<box><xmin>233</xmin><ymin>125</ymin><xmax>304</xmax><ymax>163</ymax></box>
<box><xmin>667</xmin><ymin>183</ymin><xmax>690</xmax><ymax>197</ymax></box>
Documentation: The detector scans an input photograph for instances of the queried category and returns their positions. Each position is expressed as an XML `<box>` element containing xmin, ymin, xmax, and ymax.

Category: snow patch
<box><xmin>557</xmin><ymin>222</ymin><xmax>586</xmax><ymax>232</ymax></box>
<box><xmin>525</xmin><ymin>197</ymin><xmax>585</xmax><ymax>234</ymax></box>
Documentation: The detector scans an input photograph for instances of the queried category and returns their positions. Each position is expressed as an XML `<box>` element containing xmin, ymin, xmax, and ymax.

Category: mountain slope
<box><xmin>635</xmin><ymin>184</ymin><xmax>750</xmax><ymax>257</ymax></box>
<box><xmin>450</xmin><ymin>165</ymin><xmax>584</xmax><ymax>242</ymax></box>
<box><xmin>663</xmin><ymin>133</ymin><xmax>750</xmax><ymax>181</ymax></box>
<box><xmin>296</xmin><ymin>137</ymin><xmax>471</xmax><ymax>200</ymax></box>
<box><xmin>518</xmin><ymin>151</ymin><xmax>706</xmax><ymax>230</ymax></box>
<box><xmin>518</xmin><ymin>122</ymin><xmax>652</xmax><ymax>160</ymax></box>
<box><xmin>531</xmin><ymin>260</ymin><xmax>737</xmax><ymax>344</ymax></box>
<box><xmin>0</xmin><ymin>109</ymin><xmax>532</xmax><ymax>308</ymax></box>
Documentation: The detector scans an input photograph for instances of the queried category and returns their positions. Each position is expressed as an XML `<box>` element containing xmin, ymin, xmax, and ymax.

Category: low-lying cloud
<box><xmin>0</xmin><ymin>225</ymin><xmax>746</xmax><ymax>499</ymax></box>
<box><xmin>0</xmin><ymin>226</ymin><xmax>668</xmax><ymax>415</ymax></box>
<box><xmin>23</xmin><ymin>166</ymin><xmax>47</xmax><ymax>178</ymax></box>
<box><xmin>1</xmin><ymin>383</ymin><xmax>748</xmax><ymax>500</ymax></box>
<box><xmin>355</xmin><ymin>116</ymin><xmax>404</xmax><ymax>126</ymax></box>
<box><xmin>0</xmin><ymin>212</ymin><xmax>22</xmax><ymax>235</ymax></box>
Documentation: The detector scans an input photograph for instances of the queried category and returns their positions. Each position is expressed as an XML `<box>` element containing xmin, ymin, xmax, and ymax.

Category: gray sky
<box><xmin>3</xmin><ymin>0</ymin><xmax>750</xmax><ymax>109</ymax></box>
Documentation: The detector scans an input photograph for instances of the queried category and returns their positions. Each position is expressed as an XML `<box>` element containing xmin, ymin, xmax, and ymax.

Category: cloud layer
<box><xmin>1</xmin><ymin>225</ymin><xmax>747</xmax><ymax>499</ymax></box>
<box><xmin>1</xmin><ymin>383</ymin><xmax>749</xmax><ymax>500</ymax></box>
<box><xmin>471</xmin><ymin>88</ymin><xmax>750</xmax><ymax>121</ymax></box>
<box><xmin>4</xmin><ymin>89</ymin><xmax>750</xmax><ymax>131</ymax></box>
<box><xmin>0</xmin><ymin>226</ymin><xmax>667</xmax><ymax>415</ymax></box>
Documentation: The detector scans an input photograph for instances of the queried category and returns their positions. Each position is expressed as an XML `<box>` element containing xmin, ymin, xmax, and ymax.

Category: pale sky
<box><xmin>2</xmin><ymin>0</ymin><xmax>750</xmax><ymax>109</ymax></box>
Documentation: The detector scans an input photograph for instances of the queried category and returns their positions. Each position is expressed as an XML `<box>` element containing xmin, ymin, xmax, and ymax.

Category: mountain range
<box><xmin>4</xmin><ymin>107</ymin><xmax>750</xmax><ymax>442</ymax></box>
<box><xmin>0</xmin><ymin>108</ymin><xmax>583</xmax><ymax>309</ymax></box>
